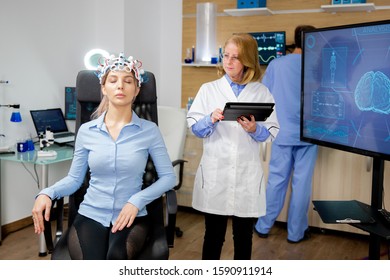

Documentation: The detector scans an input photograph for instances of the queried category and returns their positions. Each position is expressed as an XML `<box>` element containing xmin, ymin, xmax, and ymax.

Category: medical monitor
<box><xmin>65</xmin><ymin>86</ymin><xmax>76</xmax><ymax>120</ymax></box>
<box><xmin>301</xmin><ymin>20</ymin><xmax>390</xmax><ymax>161</ymax></box>
<box><xmin>249</xmin><ymin>31</ymin><xmax>286</xmax><ymax>65</ymax></box>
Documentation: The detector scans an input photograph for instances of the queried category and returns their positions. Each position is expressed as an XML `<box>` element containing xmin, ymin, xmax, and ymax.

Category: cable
<box><xmin>387</xmin><ymin>241</ymin><xmax>390</xmax><ymax>260</ymax></box>
<box><xmin>34</xmin><ymin>164</ymin><xmax>40</xmax><ymax>189</ymax></box>
<box><xmin>382</xmin><ymin>183</ymin><xmax>386</xmax><ymax>210</ymax></box>
<box><xmin>20</xmin><ymin>162</ymin><xmax>40</xmax><ymax>189</ymax></box>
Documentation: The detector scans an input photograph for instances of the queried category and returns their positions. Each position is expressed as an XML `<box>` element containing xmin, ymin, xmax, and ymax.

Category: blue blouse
<box><xmin>39</xmin><ymin>112</ymin><xmax>176</xmax><ymax>226</ymax></box>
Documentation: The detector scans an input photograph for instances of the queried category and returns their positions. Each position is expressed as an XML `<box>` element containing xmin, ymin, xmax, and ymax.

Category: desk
<box><xmin>0</xmin><ymin>144</ymin><xmax>73</xmax><ymax>256</ymax></box>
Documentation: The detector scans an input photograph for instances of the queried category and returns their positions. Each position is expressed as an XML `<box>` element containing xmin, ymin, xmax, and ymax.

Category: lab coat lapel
<box><xmin>219</xmin><ymin>77</ymin><xmax>238</xmax><ymax>102</ymax></box>
<box><xmin>236</xmin><ymin>82</ymin><xmax>256</xmax><ymax>102</ymax></box>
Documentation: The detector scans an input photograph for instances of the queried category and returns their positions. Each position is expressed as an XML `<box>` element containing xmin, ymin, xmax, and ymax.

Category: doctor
<box><xmin>187</xmin><ymin>33</ymin><xmax>279</xmax><ymax>260</ymax></box>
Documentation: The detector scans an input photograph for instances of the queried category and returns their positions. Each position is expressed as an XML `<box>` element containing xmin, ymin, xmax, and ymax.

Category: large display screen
<box><xmin>249</xmin><ymin>31</ymin><xmax>286</xmax><ymax>65</ymax></box>
<box><xmin>301</xmin><ymin>20</ymin><xmax>390</xmax><ymax>160</ymax></box>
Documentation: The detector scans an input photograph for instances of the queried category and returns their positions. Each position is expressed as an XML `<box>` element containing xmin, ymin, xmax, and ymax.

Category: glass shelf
<box><xmin>224</xmin><ymin>8</ymin><xmax>273</xmax><ymax>16</ymax></box>
<box><xmin>182</xmin><ymin>63</ymin><xmax>219</xmax><ymax>67</ymax></box>
<box><xmin>222</xmin><ymin>3</ymin><xmax>388</xmax><ymax>16</ymax></box>
<box><xmin>321</xmin><ymin>3</ymin><xmax>376</xmax><ymax>13</ymax></box>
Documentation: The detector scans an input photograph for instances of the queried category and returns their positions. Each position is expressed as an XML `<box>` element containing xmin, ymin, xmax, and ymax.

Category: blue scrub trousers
<box><xmin>255</xmin><ymin>143</ymin><xmax>318</xmax><ymax>242</ymax></box>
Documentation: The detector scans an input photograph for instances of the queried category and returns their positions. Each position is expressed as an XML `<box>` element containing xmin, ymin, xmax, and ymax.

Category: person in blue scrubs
<box><xmin>32</xmin><ymin>53</ymin><xmax>176</xmax><ymax>259</ymax></box>
<box><xmin>254</xmin><ymin>25</ymin><xmax>318</xmax><ymax>243</ymax></box>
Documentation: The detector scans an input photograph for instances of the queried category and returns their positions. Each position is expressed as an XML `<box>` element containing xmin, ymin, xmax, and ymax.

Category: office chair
<box><xmin>44</xmin><ymin>70</ymin><xmax>178</xmax><ymax>259</ymax></box>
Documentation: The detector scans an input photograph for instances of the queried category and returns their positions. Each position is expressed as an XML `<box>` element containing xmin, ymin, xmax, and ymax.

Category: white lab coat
<box><xmin>187</xmin><ymin>77</ymin><xmax>279</xmax><ymax>217</ymax></box>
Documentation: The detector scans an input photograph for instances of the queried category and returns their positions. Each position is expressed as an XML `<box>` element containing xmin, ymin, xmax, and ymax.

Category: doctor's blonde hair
<box><xmin>218</xmin><ymin>33</ymin><xmax>261</xmax><ymax>85</ymax></box>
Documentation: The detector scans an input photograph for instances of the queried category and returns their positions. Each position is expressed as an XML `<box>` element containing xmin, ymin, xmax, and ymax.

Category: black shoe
<box><xmin>254</xmin><ymin>227</ymin><xmax>269</xmax><ymax>238</ymax></box>
<box><xmin>287</xmin><ymin>228</ymin><xmax>311</xmax><ymax>244</ymax></box>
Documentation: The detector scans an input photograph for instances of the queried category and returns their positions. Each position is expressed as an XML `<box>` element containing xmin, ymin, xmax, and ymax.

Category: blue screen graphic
<box><xmin>301</xmin><ymin>20</ymin><xmax>390</xmax><ymax>160</ymax></box>
<box><xmin>249</xmin><ymin>31</ymin><xmax>286</xmax><ymax>65</ymax></box>
<box><xmin>65</xmin><ymin>87</ymin><xmax>76</xmax><ymax>120</ymax></box>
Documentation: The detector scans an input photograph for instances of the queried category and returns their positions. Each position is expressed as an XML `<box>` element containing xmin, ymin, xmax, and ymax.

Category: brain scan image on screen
<box><xmin>354</xmin><ymin>71</ymin><xmax>390</xmax><ymax>115</ymax></box>
<box><xmin>302</xmin><ymin>21</ymin><xmax>390</xmax><ymax>159</ymax></box>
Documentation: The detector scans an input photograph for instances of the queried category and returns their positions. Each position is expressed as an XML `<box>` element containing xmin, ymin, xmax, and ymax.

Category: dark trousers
<box><xmin>202</xmin><ymin>213</ymin><xmax>255</xmax><ymax>260</ymax></box>
<box><xmin>68</xmin><ymin>214</ymin><xmax>149</xmax><ymax>259</ymax></box>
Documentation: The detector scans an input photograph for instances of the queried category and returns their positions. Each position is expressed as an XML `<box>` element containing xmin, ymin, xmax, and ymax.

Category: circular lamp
<box><xmin>84</xmin><ymin>49</ymin><xmax>109</xmax><ymax>70</ymax></box>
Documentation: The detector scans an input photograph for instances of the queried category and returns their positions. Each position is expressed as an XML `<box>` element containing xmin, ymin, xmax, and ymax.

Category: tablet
<box><xmin>222</xmin><ymin>102</ymin><xmax>274</xmax><ymax>121</ymax></box>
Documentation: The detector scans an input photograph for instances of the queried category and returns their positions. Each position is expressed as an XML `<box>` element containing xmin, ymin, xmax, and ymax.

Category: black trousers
<box><xmin>67</xmin><ymin>214</ymin><xmax>150</xmax><ymax>260</ymax></box>
<box><xmin>202</xmin><ymin>212</ymin><xmax>255</xmax><ymax>260</ymax></box>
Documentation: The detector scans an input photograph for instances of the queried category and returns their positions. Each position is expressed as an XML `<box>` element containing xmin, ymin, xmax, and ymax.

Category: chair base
<box><xmin>175</xmin><ymin>227</ymin><xmax>183</xmax><ymax>238</ymax></box>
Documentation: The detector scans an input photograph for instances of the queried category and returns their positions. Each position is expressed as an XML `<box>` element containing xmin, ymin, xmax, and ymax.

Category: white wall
<box><xmin>124</xmin><ymin>0</ymin><xmax>183</xmax><ymax>108</ymax></box>
<box><xmin>0</xmin><ymin>0</ymin><xmax>182</xmax><ymax>225</ymax></box>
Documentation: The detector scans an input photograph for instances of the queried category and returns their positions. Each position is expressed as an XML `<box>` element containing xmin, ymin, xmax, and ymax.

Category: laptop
<box><xmin>30</xmin><ymin>108</ymin><xmax>75</xmax><ymax>144</ymax></box>
<box><xmin>222</xmin><ymin>102</ymin><xmax>274</xmax><ymax>121</ymax></box>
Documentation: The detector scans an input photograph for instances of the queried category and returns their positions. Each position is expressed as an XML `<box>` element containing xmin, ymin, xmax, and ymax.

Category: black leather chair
<box><xmin>44</xmin><ymin>70</ymin><xmax>179</xmax><ymax>259</ymax></box>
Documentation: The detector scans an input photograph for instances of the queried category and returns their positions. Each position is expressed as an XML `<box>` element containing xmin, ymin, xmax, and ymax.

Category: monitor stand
<box><xmin>313</xmin><ymin>157</ymin><xmax>389</xmax><ymax>260</ymax></box>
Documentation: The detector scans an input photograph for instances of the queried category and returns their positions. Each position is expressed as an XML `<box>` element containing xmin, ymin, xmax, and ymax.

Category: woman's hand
<box><xmin>237</xmin><ymin>115</ymin><xmax>256</xmax><ymax>133</ymax></box>
<box><xmin>31</xmin><ymin>194</ymin><xmax>52</xmax><ymax>234</ymax></box>
<box><xmin>112</xmin><ymin>203</ymin><xmax>139</xmax><ymax>233</ymax></box>
<box><xmin>210</xmin><ymin>108</ymin><xmax>224</xmax><ymax>123</ymax></box>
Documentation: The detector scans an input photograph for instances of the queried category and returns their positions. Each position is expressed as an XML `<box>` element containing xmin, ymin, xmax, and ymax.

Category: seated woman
<box><xmin>32</xmin><ymin>53</ymin><xmax>176</xmax><ymax>260</ymax></box>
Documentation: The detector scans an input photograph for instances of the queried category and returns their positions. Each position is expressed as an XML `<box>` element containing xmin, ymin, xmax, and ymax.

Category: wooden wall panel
<box><xmin>182</xmin><ymin>66</ymin><xmax>219</xmax><ymax>106</ymax></box>
<box><xmin>182</xmin><ymin>1</ymin><xmax>390</xmax><ymax>108</ymax></box>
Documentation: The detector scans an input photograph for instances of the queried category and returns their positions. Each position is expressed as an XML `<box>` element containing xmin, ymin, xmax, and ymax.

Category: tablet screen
<box><xmin>222</xmin><ymin>102</ymin><xmax>274</xmax><ymax>121</ymax></box>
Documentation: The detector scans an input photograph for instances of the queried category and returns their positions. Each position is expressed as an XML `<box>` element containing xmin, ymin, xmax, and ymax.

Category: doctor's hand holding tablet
<box><xmin>210</xmin><ymin>107</ymin><xmax>257</xmax><ymax>133</ymax></box>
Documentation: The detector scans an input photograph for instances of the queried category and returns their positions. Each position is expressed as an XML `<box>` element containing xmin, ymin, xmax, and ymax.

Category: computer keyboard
<box><xmin>377</xmin><ymin>208</ymin><xmax>390</xmax><ymax>227</ymax></box>
<box><xmin>57</xmin><ymin>132</ymin><xmax>74</xmax><ymax>137</ymax></box>
<box><xmin>55</xmin><ymin>136</ymin><xmax>75</xmax><ymax>143</ymax></box>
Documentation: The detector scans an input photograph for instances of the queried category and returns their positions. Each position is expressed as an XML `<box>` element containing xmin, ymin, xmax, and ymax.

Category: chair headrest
<box><xmin>135</xmin><ymin>71</ymin><xmax>157</xmax><ymax>105</ymax></box>
<box><xmin>76</xmin><ymin>70</ymin><xmax>156</xmax><ymax>104</ymax></box>
<box><xmin>76</xmin><ymin>70</ymin><xmax>101</xmax><ymax>103</ymax></box>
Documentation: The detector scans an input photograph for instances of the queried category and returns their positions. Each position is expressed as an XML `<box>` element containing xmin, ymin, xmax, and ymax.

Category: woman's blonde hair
<box><xmin>218</xmin><ymin>33</ymin><xmax>261</xmax><ymax>84</ymax></box>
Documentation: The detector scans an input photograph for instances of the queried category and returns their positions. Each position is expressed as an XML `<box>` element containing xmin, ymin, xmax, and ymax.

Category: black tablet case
<box><xmin>222</xmin><ymin>102</ymin><xmax>274</xmax><ymax>121</ymax></box>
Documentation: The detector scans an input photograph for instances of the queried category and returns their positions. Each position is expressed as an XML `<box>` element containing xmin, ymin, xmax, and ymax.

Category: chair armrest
<box><xmin>43</xmin><ymin>198</ymin><xmax>64</xmax><ymax>253</ymax></box>
<box><xmin>165</xmin><ymin>189</ymin><xmax>177</xmax><ymax>248</ymax></box>
<box><xmin>172</xmin><ymin>159</ymin><xmax>187</xmax><ymax>190</ymax></box>
<box><xmin>172</xmin><ymin>159</ymin><xmax>187</xmax><ymax>167</ymax></box>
